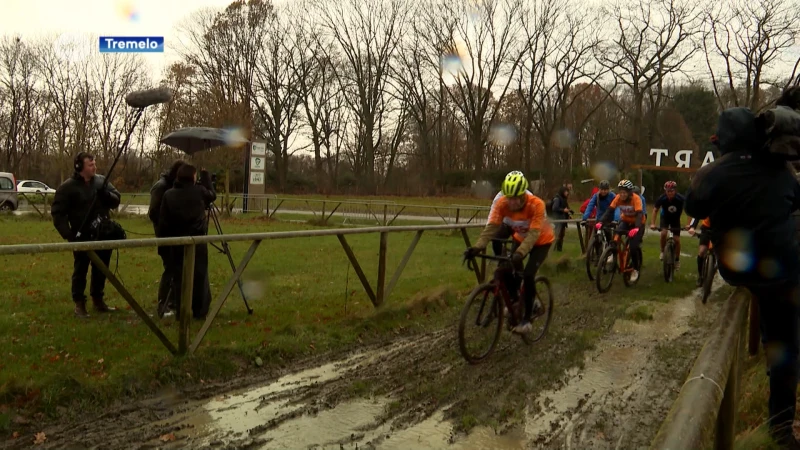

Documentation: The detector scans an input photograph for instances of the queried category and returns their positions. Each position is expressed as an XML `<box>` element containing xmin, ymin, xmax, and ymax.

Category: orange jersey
<box><xmin>487</xmin><ymin>193</ymin><xmax>555</xmax><ymax>245</ymax></box>
<box><xmin>688</xmin><ymin>217</ymin><xmax>711</xmax><ymax>228</ymax></box>
<box><xmin>609</xmin><ymin>194</ymin><xmax>643</xmax><ymax>224</ymax></box>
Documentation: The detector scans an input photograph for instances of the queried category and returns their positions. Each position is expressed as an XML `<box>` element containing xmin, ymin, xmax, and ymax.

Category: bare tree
<box><xmin>251</xmin><ymin>9</ymin><xmax>305</xmax><ymax>191</ymax></box>
<box><xmin>88</xmin><ymin>52</ymin><xmax>147</xmax><ymax>163</ymax></box>
<box><xmin>598</xmin><ymin>0</ymin><xmax>700</xmax><ymax>164</ymax></box>
<box><xmin>313</xmin><ymin>0</ymin><xmax>411</xmax><ymax>193</ymax></box>
<box><xmin>703</xmin><ymin>0</ymin><xmax>800</xmax><ymax>110</ymax></box>
<box><xmin>0</xmin><ymin>36</ymin><xmax>45</xmax><ymax>173</ymax></box>
<box><xmin>425</xmin><ymin>0</ymin><xmax>526</xmax><ymax>173</ymax></box>
<box><xmin>288</xmin><ymin>3</ymin><xmax>345</xmax><ymax>193</ymax></box>
<box><xmin>535</xmin><ymin>6</ymin><xmax>613</xmax><ymax>178</ymax></box>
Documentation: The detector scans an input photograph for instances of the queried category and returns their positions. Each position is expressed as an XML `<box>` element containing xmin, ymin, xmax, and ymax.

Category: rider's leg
<box><xmin>629</xmin><ymin>227</ymin><xmax>645</xmax><ymax>271</ymax></box>
<box><xmin>659</xmin><ymin>229</ymin><xmax>667</xmax><ymax>253</ymax></box>
<box><xmin>697</xmin><ymin>244</ymin><xmax>708</xmax><ymax>277</ymax></box>
<box><xmin>520</xmin><ymin>244</ymin><xmax>551</xmax><ymax>321</ymax></box>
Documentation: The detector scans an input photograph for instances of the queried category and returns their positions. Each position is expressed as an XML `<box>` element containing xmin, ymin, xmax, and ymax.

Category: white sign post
<box><xmin>247</xmin><ymin>141</ymin><xmax>267</xmax><ymax>212</ymax></box>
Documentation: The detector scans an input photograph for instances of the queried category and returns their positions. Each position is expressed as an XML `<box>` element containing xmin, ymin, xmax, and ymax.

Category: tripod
<box><xmin>207</xmin><ymin>201</ymin><xmax>253</xmax><ymax>314</ymax></box>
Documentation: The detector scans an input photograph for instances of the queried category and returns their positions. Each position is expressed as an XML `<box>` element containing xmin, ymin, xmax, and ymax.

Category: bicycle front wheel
<box><xmin>458</xmin><ymin>283</ymin><xmax>503</xmax><ymax>364</ymax></box>
<box><xmin>596</xmin><ymin>247</ymin><xmax>617</xmax><ymax>293</ymax></box>
<box><xmin>663</xmin><ymin>242</ymin><xmax>674</xmax><ymax>283</ymax></box>
<box><xmin>522</xmin><ymin>276</ymin><xmax>554</xmax><ymax>344</ymax></box>
<box><xmin>585</xmin><ymin>235</ymin><xmax>601</xmax><ymax>281</ymax></box>
<box><xmin>702</xmin><ymin>253</ymin><xmax>716</xmax><ymax>304</ymax></box>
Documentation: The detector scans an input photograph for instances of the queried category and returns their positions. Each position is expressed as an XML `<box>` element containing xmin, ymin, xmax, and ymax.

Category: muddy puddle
<box><xmin>16</xmin><ymin>275</ymin><xmax>722</xmax><ymax>450</ymax></box>
<box><xmin>105</xmin><ymin>277</ymin><xmax>720</xmax><ymax>450</ymax></box>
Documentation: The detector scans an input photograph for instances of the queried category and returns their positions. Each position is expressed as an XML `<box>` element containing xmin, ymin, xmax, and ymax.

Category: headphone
<box><xmin>74</xmin><ymin>152</ymin><xmax>89</xmax><ymax>173</ymax></box>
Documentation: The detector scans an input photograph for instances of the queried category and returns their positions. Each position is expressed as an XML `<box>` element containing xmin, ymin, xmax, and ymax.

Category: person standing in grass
<box><xmin>158</xmin><ymin>164</ymin><xmax>216</xmax><ymax>320</ymax></box>
<box><xmin>51</xmin><ymin>152</ymin><xmax>121</xmax><ymax>318</ymax></box>
<box><xmin>148</xmin><ymin>160</ymin><xmax>185</xmax><ymax>317</ymax></box>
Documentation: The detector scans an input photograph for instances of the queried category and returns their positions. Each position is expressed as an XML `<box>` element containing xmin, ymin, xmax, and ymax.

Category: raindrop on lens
<box><xmin>720</xmin><ymin>228</ymin><xmax>755</xmax><ymax>273</ymax></box>
<box><xmin>223</xmin><ymin>127</ymin><xmax>248</xmax><ymax>148</ymax></box>
<box><xmin>489</xmin><ymin>124</ymin><xmax>517</xmax><ymax>147</ymax></box>
<box><xmin>590</xmin><ymin>161</ymin><xmax>617</xmax><ymax>181</ymax></box>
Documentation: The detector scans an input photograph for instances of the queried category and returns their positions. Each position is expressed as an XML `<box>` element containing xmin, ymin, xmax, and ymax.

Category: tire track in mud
<box><xmin>3</xmin><ymin>279</ymin><xmax>724</xmax><ymax>449</ymax></box>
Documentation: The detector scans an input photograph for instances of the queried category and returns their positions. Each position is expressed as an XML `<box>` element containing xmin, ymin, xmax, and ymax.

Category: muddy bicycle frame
<box><xmin>465</xmin><ymin>249</ymin><xmax>527</xmax><ymax>326</ymax></box>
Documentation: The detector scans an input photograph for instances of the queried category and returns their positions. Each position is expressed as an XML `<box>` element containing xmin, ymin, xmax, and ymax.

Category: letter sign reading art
<box><xmin>251</xmin><ymin>157</ymin><xmax>264</xmax><ymax>171</ymax></box>
<box><xmin>650</xmin><ymin>149</ymin><xmax>715</xmax><ymax>168</ymax></box>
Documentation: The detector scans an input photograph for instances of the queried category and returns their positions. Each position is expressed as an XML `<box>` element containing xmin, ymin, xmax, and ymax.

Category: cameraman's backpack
<box><xmin>759</xmin><ymin>105</ymin><xmax>800</xmax><ymax>160</ymax></box>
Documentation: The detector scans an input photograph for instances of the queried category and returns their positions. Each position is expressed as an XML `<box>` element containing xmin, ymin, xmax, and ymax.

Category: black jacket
<box><xmin>158</xmin><ymin>179</ymin><xmax>216</xmax><ymax>238</ymax></box>
<box><xmin>551</xmin><ymin>193</ymin><xmax>571</xmax><ymax>220</ymax></box>
<box><xmin>148</xmin><ymin>173</ymin><xmax>172</xmax><ymax>235</ymax></box>
<box><xmin>685</xmin><ymin>107</ymin><xmax>800</xmax><ymax>286</ymax></box>
<box><xmin>51</xmin><ymin>174</ymin><xmax>121</xmax><ymax>241</ymax></box>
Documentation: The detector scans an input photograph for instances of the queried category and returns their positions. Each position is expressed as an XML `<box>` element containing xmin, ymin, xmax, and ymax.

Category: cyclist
<box><xmin>465</xmin><ymin>171</ymin><xmax>555</xmax><ymax>334</ymax></box>
<box><xmin>595</xmin><ymin>179</ymin><xmax>645</xmax><ymax>282</ymax></box>
<box><xmin>650</xmin><ymin>181</ymin><xmax>685</xmax><ymax>269</ymax></box>
<box><xmin>487</xmin><ymin>171</ymin><xmax>532</xmax><ymax>256</ymax></box>
<box><xmin>686</xmin><ymin>216</ymin><xmax>711</xmax><ymax>287</ymax></box>
<box><xmin>582</xmin><ymin>180</ymin><xmax>615</xmax><ymax>242</ymax></box>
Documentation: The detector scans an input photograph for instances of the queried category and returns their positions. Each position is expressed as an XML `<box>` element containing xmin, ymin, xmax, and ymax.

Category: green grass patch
<box><xmin>625</xmin><ymin>303</ymin><xmax>655</xmax><ymax>322</ymax></box>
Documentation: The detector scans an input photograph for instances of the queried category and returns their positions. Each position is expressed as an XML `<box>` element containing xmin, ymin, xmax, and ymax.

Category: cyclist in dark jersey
<box><xmin>687</xmin><ymin>217</ymin><xmax>712</xmax><ymax>287</ymax></box>
<box><xmin>650</xmin><ymin>181</ymin><xmax>685</xmax><ymax>269</ymax></box>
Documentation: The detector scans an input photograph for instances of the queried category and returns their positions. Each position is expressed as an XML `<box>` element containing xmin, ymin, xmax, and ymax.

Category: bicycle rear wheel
<box><xmin>522</xmin><ymin>276</ymin><xmax>554</xmax><ymax>344</ymax></box>
<box><xmin>458</xmin><ymin>283</ymin><xmax>503</xmax><ymax>364</ymax></box>
<box><xmin>702</xmin><ymin>253</ymin><xmax>716</xmax><ymax>304</ymax></box>
<box><xmin>595</xmin><ymin>247</ymin><xmax>617</xmax><ymax>293</ymax></box>
<box><xmin>663</xmin><ymin>241</ymin><xmax>674</xmax><ymax>283</ymax></box>
<box><xmin>585</xmin><ymin>235</ymin><xmax>601</xmax><ymax>281</ymax></box>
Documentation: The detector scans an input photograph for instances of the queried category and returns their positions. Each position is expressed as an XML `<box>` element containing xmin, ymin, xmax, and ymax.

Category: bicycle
<box><xmin>459</xmin><ymin>242</ymin><xmax>554</xmax><ymax>364</ymax></box>
<box><xmin>655</xmin><ymin>227</ymin><xmax>682</xmax><ymax>283</ymax></box>
<box><xmin>582</xmin><ymin>220</ymin><xmax>617</xmax><ymax>281</ymax></box>
<box><xmin>595</xmin><ymin>226</ymin><xmax>642</xmax><ymax>293</ymax></box>
<box><xmin>691</xmin><ymin>231</ymin><xmax>717</xmax><ymax>304</ymax></box>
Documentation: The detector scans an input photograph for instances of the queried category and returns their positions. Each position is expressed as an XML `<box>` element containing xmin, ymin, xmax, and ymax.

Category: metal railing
<box><xmin>650</xmin><ymin>287</ymin><xmax>756</xmax><ymax>450</ymax></box>
<box><xmin>0</xmin><ymin>224</ymin><xmax>490</xmax><ymax>356</ymax></box>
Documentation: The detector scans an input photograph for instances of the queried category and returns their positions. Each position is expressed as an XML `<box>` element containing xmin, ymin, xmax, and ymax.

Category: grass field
<box><xmin>0</xmin><ymin>213</ymin><xmax>703</xmax><ymax>439</ymax></box>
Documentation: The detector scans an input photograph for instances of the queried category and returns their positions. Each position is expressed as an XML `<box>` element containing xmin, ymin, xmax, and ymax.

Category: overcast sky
<box><xmin>3</xmin><ymin>0</ymin><xmax>238</xmax><ymax>77</ymax></box>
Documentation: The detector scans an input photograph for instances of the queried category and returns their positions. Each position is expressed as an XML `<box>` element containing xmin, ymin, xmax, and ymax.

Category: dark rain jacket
<box><xmin>685</xmin><ymin>107</ymin><xmax>800</xmax><ymax>286</ymax></box>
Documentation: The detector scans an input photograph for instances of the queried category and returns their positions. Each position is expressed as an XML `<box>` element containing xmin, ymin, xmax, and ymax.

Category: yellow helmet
<box><xmin>501</xmin><ymin>171</ymin><xmax>528</xmax><ymax>197</ymax></box>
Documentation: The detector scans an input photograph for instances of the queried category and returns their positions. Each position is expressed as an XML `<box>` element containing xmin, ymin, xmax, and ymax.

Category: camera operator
<box><xmin>148</xmin><ymin>160</ymin><xmax>185</xmax><ymax>316</ymax></box>
<box><xmin>51</xmin><ymin>152</ymin><xmax>121</xmax><ymax>318</ymax></box>
<box><xmin>158</xmin><ymin>164</ymin><xmax>216</xmax><ymax>320</ymax></box>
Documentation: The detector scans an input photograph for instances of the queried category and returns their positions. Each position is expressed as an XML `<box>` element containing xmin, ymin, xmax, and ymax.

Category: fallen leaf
<box><xmin>11</xmin><ymin>431</ymin><xmax>19</xmax><ymax>439</ymax></box>
<box><xmin>254</xmin><ymin>357</ymin><xmax>263</xmax><ymax>367</ymax></box>
<box><xmin>33</xmin><ymin>432</ymin><xmax>46</xmax><ymax>445</ymax></box>
<box><xmin>97</xmin><ymin>358</ymin><xmax>104</xmax><ymax>364</ymax></box>
<box><xmin>159</xmin><ymin>433</ymin><xmax>176</xmax><ymax>442</ymax></box>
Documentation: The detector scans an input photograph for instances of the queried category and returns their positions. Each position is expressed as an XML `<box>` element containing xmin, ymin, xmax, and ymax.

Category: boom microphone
<box><xmin>125</xmin><ymin>86</ymin><xmax>173</xmax><ymax>108</ymax></box>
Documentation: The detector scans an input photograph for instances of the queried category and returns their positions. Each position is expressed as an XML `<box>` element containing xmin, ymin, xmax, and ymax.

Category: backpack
<box><xmin>758</xmin><ymin>105</ymin><xmax>800</xmax><ymax>160</ymax></box>
<box><xmin>545</xmin><ymin>197</ymin><xmax>555</xmax><ymax>217</ymax></box>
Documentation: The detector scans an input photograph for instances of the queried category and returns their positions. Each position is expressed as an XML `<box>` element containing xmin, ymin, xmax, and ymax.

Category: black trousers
<box><xmin>169</xmin><ymin>244</ymin><xmax>212</xmax><ymax>319</ymax></box>
<box><xmin>748</xmin><ymin>280</ymin><xmax>800</xmax><ymax>444</ymax></box>
<box><xmin>616</xmin><ymin>222</ymin><xmax>644</xmax><ymax>270</ymax></box>
<box><xmin>157</xmin><ymin>245</ymin><xmax>176</xmax><ymax>309</ymax></box>
<box><xmin>71</xmin><ymin>250</ymin><xmax>112</xmax><ymax>303</ymax></box>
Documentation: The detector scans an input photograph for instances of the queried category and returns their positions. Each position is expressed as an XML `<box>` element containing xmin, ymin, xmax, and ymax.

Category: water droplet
<box><xmin>488</xmin><ymin>124</ymin><xmax>517</xmax><ymax>147</ymax></box>
<box><xmin>471</xmin><ymin>180</ymin><xmax>495</xmax><ymax>199</ymax></box>
<box><xmin>720</xmin><ymin>228</ymin><xmax>755</xmax><ymax>273</ymax></box>
<box><xmin>551</xmin><ymin>129</ymin><xmax>576</xmax><ymax>149</ymax></box>
<box><xmin>222</xmin><ymin>127</ymin><xmax>248</xmax><ymax>148</ymax></box>
<box><xmin>590</xmin><ymin>161</ymin><xmax>617</xmax><ymax>182</ymax></box>
<box><xmin>53</xmin><ymin>32</ymin><xmax>93</xmax><ymax>63</ymax></box>
<box><xmin>440</xmin><ymin>54</ymin><xmax>464</xmax><ymax>76</ymax></box>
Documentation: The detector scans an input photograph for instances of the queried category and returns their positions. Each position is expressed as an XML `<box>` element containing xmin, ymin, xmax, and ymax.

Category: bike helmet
<box><xmin>598</xmin><ymin>180</ymin><xmax>610</xmax><ymax>189</ymax></box>
<box><xmin>664</xmin><ymin>181</ymin><xmax>677</xmax><ymax>190</ymax></box>
<box><xmin>618</xmin><ymin>179</ymin><xmax>634</xmax><ymax>191</ymax></box>
<box><xmin>501</xmin><ymin>171</ymin><xmax>529</xmax><ymax>197</ymax></box>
